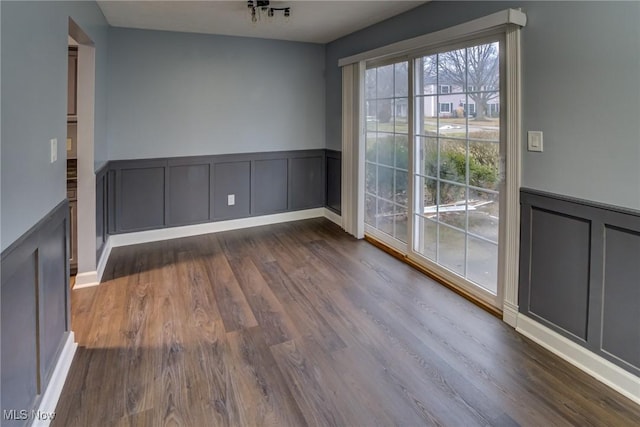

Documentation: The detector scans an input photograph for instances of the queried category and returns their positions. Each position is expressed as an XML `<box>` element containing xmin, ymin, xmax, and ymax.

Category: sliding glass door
<box><xmin>363</xmin><ymin>39</ymin><xmax>504</xmax><ymax>306</ymax></box>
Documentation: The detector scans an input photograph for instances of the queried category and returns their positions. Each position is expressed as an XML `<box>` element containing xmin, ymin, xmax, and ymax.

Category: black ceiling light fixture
<box><xmin>247</xmin><ymin>1</ymin><xmax>290</xmax><ymax>23</ymax></box>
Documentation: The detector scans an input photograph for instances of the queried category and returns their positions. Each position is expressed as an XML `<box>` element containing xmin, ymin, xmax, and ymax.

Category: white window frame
<box><xmin>439</xmin><ymin>84</ymin><xmax>451</xmax><ymax>94</ymax></box>
<box><xmin>339</xmin><ymin>9</ymin><xmax>525</xmax><ymax>325</ymax></box>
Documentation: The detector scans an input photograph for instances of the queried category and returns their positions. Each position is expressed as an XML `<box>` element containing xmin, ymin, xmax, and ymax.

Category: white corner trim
<box><xmin>34</xmin><ymin>332</ymin><xmax>77</xmax><ymax>427</ymax></box>
<box><xmin>96</xmin><ymin>236</ymin><xmax>112</xmax><ymax>283</ymax></box>
<box><xmin>323</xmin><ymin>208</ymin><xmax>342</xmax><ymax>227</ymax></box>
<box><xmin>109</xmin><ymin>208</ymin><xmax>326</xmax><ymax>248</ymax></box>
<box><xmin>502</xmin><ymin>301</ymin><xmax>519</xmax><ymax>327</ymax></box>
<box><xmin>73</xmin><ymin>271</ymin><xmax>99</xmax><ymax>289</ymax></box>
<box><xmin>338</xmin><ymin>8</ymin><xmax>527</xmax><ymax>66</ymax></box>
<box><xmin>516</xmin><ymin>314</ymin><xmax>640</xmax><ymax>405</ymax></box>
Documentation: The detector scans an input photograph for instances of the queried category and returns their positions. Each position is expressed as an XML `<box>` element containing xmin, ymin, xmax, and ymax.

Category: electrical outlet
<box><xmin>527</xmin><ymin>131</ymin><xmax>543</xmax><ymax>152</ymax></box>
<box><xmin>50</xmin><ymin>138</ymin><xmax>58</xmax><ymax>163</ymax></box>
<box><xmin>227</xmin><ymin>194</ymin><xmax>235</xmax><ymax>206</ymax></box>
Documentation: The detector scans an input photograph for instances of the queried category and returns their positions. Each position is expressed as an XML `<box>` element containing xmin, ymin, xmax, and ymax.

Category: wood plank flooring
<box><xmin>54</xmin><ymin>218</ymin><xmax>640</xmax><ymax>426</ymax></box>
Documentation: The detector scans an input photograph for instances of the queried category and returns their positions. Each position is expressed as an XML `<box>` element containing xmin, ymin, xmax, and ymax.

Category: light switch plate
<box><xmin>227</xmin><ymin>194</ymin><xmax>235</xmax><ymax>206</ymax></box>
<box><xmin>50</xmin><ymin>138</ymin><xmax>58</xmax><ymax>163</ymax></box>
<box><xmin>527</xmin><ymin>131</ymin><xmax>543</xmax><ymax>152</ymax></box>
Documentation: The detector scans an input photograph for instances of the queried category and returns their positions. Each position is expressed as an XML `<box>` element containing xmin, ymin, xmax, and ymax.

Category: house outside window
<box><xmin>439</xmin><ymin>102</ymin><xmax>452</xmax><ymax>113</ymax></box>
<box><xmin>439</xmin><ymin>84</ymin><xmax>451</xmax><ymax>94</ymax></box>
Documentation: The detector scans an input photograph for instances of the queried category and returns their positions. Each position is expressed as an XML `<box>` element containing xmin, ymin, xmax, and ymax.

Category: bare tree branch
<box><xmin>433</xmin><ymin>43</ymin><xmax>500</xmax><ymax>120</ymax></box>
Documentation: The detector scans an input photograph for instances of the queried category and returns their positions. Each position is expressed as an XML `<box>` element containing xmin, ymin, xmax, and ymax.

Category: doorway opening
<box><xmin>68</xmin><ymin>19</ymin><xmax>97</xmax><ymax>288</ymax></box>
<box><xmin>67</xmin><ymin>37</ymin><xmax>78</xmax><ymax>281</ymax></box>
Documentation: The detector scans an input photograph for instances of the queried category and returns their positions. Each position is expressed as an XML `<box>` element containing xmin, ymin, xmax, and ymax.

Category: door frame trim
<box><xmin>69</xmin><ymin>18</ymin><xmax>97</xmax><ymax>276</ymax></box>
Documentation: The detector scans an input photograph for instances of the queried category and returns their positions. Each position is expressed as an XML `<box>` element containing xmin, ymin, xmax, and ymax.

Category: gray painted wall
<box><xmin>107</xmin><ymin>28</ymin><xmax>326</xmax><ymax>160</ymax></box>
<box><xmin>325</xmin><ymin>1</ymin><xmax>640</xmax><ymax>211</ymax></box>
<box><xmin>520</xmin><ymin>2</ymin><xmax>640</xmax><ymax>212</ymax></box>
<box><xmin>1</xmin><ymin>0</ymin><xmax>109</xmax><ymax>251</ymax></box>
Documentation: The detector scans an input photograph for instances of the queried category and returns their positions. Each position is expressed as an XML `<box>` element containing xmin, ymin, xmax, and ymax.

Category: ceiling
<box><xmin>97</xmin><ymin>1</ymin><xmax>428</xmax><ymax>44</ymax></box>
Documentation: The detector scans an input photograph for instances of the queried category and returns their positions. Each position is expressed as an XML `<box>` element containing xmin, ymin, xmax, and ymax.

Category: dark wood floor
<box><xmin>54</xmin><ymin>218</ymin><xmax>640</xmax><ymax>426</ymax></box>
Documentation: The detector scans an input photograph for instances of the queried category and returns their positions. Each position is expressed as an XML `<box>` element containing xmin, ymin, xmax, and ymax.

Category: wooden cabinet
<box><xmin>67</xmin><ymin>47</ymin><xmax>77</xmax><ymax>117</ymax></box>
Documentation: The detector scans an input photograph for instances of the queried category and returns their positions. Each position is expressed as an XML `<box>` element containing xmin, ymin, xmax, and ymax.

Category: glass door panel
<box><xmin>365</xmin><ymin>61</ymin><xmax>409</xmax><ymax>246</ymax></box>
<box><xmin>413</xmin><ymin>41</ymin><xmax>502</xmax><ymax>296</ymax></box>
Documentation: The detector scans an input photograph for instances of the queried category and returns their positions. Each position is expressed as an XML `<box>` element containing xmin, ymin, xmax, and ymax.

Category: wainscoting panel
<box><xmin>290</xmin><ymin>156</ymin><xmax>324</xmax><ymax>211</ymax></box>
<box><xmin>118</xmin><ymin>163</ymin><xmax>166</xmax><ymax>232</ymax></box>
<box><xmin>1</xmin><ymin>252</ymin><xmax>39</xmax><ymax>418</ymax></box>
<box><xmin>253</xmin><ymin>159</ymin><xmax>288</xmax><ymax>215</ymax></box>
<box><xmin>105</xmin><ymin>150</ymin><xmax>331</xmax><ymax>235</ymax></box>
<box><xmin>39</xmin><ymin>221</ymin><xmax>69</xmax><ymax>387</ymax></box>
<box><xmin>1</xmin><ymin>200</ymin><xmax>70</xmax><ymax>425</ymax></box>
<box><xmin>326</xmin><ymin>150</ymin><xmax>342</xmax><ymax>214</ymax></box>
<box><xmin>107</xmin><ymin>169</ymin><xmax>117</xmax><ymax>235</ymax></box>
<box><xmin>519</xmin><ymin>189</ymin><xmax>640</xmax><ymax>376</ymax></box>
<box><xmin>167</xmin><ymin>161</ymin><xmax>211</xmax><ymax>226</ymax></box>
<box><xmin>213</xmin><ymin>161</ymin><xmax>251</xmax><ymax>220</ymax></box>
<box><xmin>528</xmin><ymin>207</ymin><xmax>591</xmax><ymax>341</ymax></box>
<box><xmin>602</xmin><ymin>225</ymin><xmax>640</xmax><ymax>370</ymax></box>
<box><xmin>96</xmin><ymin>165</ymin><xmax>107</xmax><ymax>263</ymax></box>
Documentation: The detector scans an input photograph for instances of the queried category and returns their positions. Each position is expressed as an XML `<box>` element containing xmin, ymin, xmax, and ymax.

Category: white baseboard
<box><xmin>34</xmin><ymin>332</ymin><xmax>77</xmax><ymax>427</ymax></box>
<box><xmin>323</xmin><ymin>208</ymin><xmax>342</xmax><ymax>227</ymax></box>
<box><xmin>502</xmin><ymin>301</ymin><xmax>518</xmax><ymax>327</ymax></box>
<box><xmin>109</xmin><ymin>208</ymin><xmax>326</xmax><ymax>248</ymax></box>
<box><xmin>516</xmin><ymin>314</ymin><xmax>640</xmax><ymax>405</ymax></box>
<box><xmin>96</xmin><ymin>237</ymin><xmax>112</xmax><ymax>282</ymax></box>
<box><xmin>73</xmin><ymin>271</ymin><xmax>99</xmax><ymax>289</ymax></box>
